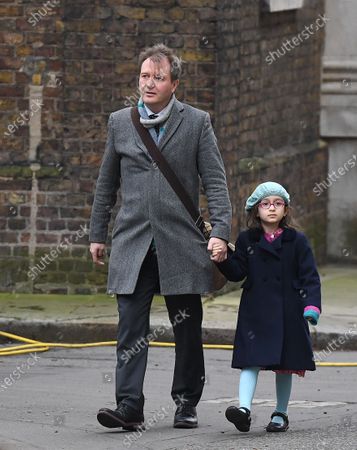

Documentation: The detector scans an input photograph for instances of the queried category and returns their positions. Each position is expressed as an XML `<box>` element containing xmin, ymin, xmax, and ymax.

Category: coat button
<box><xmin>152</xmin><ymin>161</ymin><xmax>158</xmax><ymax>168</ymax></box>
<box><xmin>276</xmin><ymin>276</ymin><xmax>281</xmax><ymax>281</ymax></box>
<box><xmin>263</xmin><ymin>277</ymin><xmax>267</xmax><ymax>282</ymax></box>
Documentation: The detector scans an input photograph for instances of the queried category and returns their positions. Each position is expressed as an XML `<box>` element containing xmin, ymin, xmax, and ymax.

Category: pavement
<box><xmin>1</xmin><ymin>347</ymin><xmax>357</xmax><ymax>450</ymax></box>
<box><xmin>0</xmin><ymin>264</ymin><xmax>357</xmax><ymax>350</ymax></box>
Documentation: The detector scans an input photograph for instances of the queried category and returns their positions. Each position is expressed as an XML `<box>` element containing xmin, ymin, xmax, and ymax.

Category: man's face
<box><xmin>139</xmin><ymin>57</ymin><xmax>179</xmax><ymax>112</ymax></box>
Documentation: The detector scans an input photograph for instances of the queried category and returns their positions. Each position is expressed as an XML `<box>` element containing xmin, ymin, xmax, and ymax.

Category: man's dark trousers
<box><xmin>115</xmin><ymin>247</ymin><xmax>205</xmax><ymax>412</ymax></box>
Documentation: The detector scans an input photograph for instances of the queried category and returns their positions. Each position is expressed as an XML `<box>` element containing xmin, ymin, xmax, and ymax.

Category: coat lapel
<box><xmin>257</xmin><ymin>234</ymin><xmax>282</xmax><ymax>259</ymax></box>
<box><xmin>158</xmin><ymin>99</ymin><xmax>184</xmax><ymax>152</ymax></box>
<box><xmin>130</xmin><ymin>117</ymin><xmax>153</xmax><ymax>162</ymax></box>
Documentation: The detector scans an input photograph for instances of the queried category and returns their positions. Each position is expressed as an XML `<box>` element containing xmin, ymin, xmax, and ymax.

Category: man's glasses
<box><xmin>258</xmin><ymin>200</ymin><xmax>286</xmax><ymax>209</ymax></box>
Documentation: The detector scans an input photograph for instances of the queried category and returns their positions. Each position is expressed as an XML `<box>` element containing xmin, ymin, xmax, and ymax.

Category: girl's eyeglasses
<box><xmin>259</xmin><ymin>200</ymin><xmax>286</xmax><ymax>209</ymax></box>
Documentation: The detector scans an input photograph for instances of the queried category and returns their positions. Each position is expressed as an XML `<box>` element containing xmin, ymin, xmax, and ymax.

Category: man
<box><xmin>89</xmin><ymin>43</ymin><xmax>231</xmax><ymax>430</ymax></box>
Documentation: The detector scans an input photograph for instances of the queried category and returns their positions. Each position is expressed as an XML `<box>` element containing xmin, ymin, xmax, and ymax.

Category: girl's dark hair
<box><xmin>246</xmin><ymin>204</ymin><xmax>300</xmax><ymax>230</ymax></box>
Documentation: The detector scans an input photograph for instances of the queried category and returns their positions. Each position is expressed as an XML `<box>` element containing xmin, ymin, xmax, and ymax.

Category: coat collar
<box><xmin>248</xmin><ymin>227</ymin><xmax>296</xmax><ymax>259</ymax></box>
<box><xmin>248</xmin><ymin>227</ymin><xmax>296</xmax><ymax>242</ymax></box>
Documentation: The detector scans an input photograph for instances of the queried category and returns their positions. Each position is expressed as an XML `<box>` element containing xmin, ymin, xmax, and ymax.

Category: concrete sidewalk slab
<box><xmin>0</xmin><ymin>265</ymin><xmax>356</xmax><ymax>350</ymax></box>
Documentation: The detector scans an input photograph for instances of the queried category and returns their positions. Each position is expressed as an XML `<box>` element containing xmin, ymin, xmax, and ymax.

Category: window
<box><xmin>262</xmin><ymin>0</ymin><xmax>304</xmax><ymax>12</ymax></box>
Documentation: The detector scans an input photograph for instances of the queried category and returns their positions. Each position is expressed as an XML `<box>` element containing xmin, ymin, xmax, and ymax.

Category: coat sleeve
<box><xmin>216</xmin><ymin>233</ymin><xmax>248</xmax><ymax>282</ymax></box>
<box><xmin>89</xmin><ymin>113</ymin><xmax>121</xmax><ymax>243</ymax></box>
<box><xmin>296</xmin><ymin>233</ymin><xmax>322</xmax><ymax>312</ymax></box>
<box><xmin>197</xmin><ymin>113</ymin><xmax>232</xmax><ymax>242</ymax></box>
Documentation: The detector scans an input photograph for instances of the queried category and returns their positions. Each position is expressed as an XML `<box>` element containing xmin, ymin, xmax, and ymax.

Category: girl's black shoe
<box><xmin>225</xmin><ymin>406</ymin><xmax>251</xmax><ymax>432</ymax></box>
<box><xmin>266</xmin><ymin>411</ymin><xmax>289</xmax><ymax>432</ymax></box>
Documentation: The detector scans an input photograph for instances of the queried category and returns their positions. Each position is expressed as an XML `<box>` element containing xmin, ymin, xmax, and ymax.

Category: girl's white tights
<box><xmin>238</xmin><ymin>366</ymin><xmax>259</xmax><ymax>411</ymax></box>
<box><xmin>238</xmin><ymin>367</ymin><xmax>292</xmax><ymax>425</ymax></box>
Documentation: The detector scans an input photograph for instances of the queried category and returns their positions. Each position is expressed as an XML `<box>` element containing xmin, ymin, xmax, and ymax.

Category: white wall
<box><xmin>321</xmin><ymin>0</ymin><xmax>357</xmax><ymax>260</ymax></box>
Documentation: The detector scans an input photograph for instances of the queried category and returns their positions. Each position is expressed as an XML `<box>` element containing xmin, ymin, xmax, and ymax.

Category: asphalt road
<box><xmin>0</xmin><ymin>346</ymin><xmax>356</xmax><ymax>450</ymax></box>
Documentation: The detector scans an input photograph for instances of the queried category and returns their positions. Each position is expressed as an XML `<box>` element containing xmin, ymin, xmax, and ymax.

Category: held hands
<box><xmin>90</xmin><ymin>239</ymin><xmax>229</xmax><ymax>265</ymax></box>
<box><xmin>90</xmin><ymin>243</ymin><xmax>106</xmax><ymax>266</ymax></box>
<box><xmin>208</xmin><ymin>237</ymin><xmax>228</xmax><ymax>263</ymax></box>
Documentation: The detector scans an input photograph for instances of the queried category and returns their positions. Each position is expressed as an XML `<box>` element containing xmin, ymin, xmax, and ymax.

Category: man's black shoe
<box><xmin>97</xmin><ymin>403</ymin><xmax>144</xmax><ymax>430</ymax></box>
<box><xmin>174</xmin><ymin>403</ymin><xmax>198</xmax><ymax>428</ymax></box>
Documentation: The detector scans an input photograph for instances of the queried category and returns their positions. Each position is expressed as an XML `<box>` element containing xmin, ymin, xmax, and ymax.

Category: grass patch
<box><xmin>0</xmin><ymin>292</ymin><xmax>165</xmax><ymax>305</ymax></box>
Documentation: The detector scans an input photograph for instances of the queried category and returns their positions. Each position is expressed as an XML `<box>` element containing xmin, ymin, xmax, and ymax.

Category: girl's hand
<box><xmin>208</xmin><ymin>238</ymin><xmax>228</xmax><ymax>262</ymax></box>
<box><xmin>303</xmin><ymin>307</ymin><xmax>320</xmax><ymax>326</ymax></box>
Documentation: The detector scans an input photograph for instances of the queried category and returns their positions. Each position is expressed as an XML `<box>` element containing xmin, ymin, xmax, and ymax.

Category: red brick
<box><xmin>0</xmin><ymin>57</ymin><xmax>22</xmax><ymax>69</ymax></box>
<box><xmin>60</xmin><ymin>207</ymin><xmax>91</xmax><ymax>219</ymax></box>
<box><xmin>0</xmin><ymin>86</ymin><xmax>25</xmax><ymax>97</ymax></box>
<box><xmin>0</xmin><ymin>71</ymin><xmax>13</xmax><ymax>83</ymax></box>
<box><xmin>20</xmin><ymin>232</ymin><xmax>30</xmax><ymax>243</ymax></box>
<box><xmin>46</xmin><ymin>194</ymin><xmax>66</xmax><ymax>206</ymax></box>
<box><xmin>0</xmin><ymin>246</ymin><xmax>11</xmax><ymax>255</ymax></box>
<box><xmin>0</xmin><ymin>47</ymin><xmax>14</xmax><ymax>57</ymax></box>
<box><xmin>18</xmin><ymin>206</ymin><xmax>30</xmax><ymax>217</ymax></box>
<box><xmin>8</xmin><ymin>218</ymin><xmax>27</xmax><ymax>230</ymax></box>
<box><xmin>15</xmin><ymin>72</ymin><xmax>29</xmax><ymax>85</ymax></box>
<box><xmin>79</xmin><ymin>180</ymin><xmax>95</xmax><ymax>193</ymax></box>
<box><xmin>0</xmin><ymin>6</ymin><xmax>23</xmax><ymax>16</ymax></box>
<box><xmin>36</xmin><ymin>233</ymin><xmax>59</xmax><ymax>244</ymax></box>
<box><xmin>38</xmin><ymin>207</ymin><xmax>59</xmax><ymax>218</ymax></box>
<box><xmin>48</xmin><ymin>219</ymin><xmax>66</xmax><ymax>230</ymax></box>
<box><xmin>36</xmin><ymin>219</ymin><xmax>47</xmax><ymax>230</ymax></box>
<box><xmin>0</xmin><ymin>231</ymin><xmax>17</xmax><ymax>243</ymax></box>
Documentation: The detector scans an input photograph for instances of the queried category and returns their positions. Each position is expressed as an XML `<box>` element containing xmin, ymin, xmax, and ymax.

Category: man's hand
<box><xmin>90</xmin><ymin>243</ymin><xmax>106</xmax><ymax>266</ymax></box>
<box><xmin>207</xmin><ymin>237</ymin><xmax>227</xmax><ymax>263</ymax></box>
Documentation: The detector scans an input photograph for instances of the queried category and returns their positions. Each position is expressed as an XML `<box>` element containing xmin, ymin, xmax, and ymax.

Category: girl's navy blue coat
<box><xmin>217</xmin><ymin>227</ymin><xmax>321</xmax><ymax>371</ymax></box>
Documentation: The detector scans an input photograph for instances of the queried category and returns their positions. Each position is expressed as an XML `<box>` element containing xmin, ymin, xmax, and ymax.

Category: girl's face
<box><xmin>256</xmin><ymin>196</ymin><xmax>287</xmax><ymax>226</ymax></box>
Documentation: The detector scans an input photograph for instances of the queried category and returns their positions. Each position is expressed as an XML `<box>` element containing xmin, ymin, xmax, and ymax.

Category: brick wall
<box><xmin>0</xmin><ymin>0</ymin><xmax>327</xmax><ymax>293</ymax></box>
<box><xmin>214</xmin><ymin>0</ymin><xmax>327</xmax><ymax>257</ymax></box>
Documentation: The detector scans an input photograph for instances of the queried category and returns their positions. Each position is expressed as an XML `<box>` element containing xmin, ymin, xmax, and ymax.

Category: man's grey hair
<box><xmin>138</xmin><ymin>43</ymin><xmax>182</xmax><ymax>81</ymax></box>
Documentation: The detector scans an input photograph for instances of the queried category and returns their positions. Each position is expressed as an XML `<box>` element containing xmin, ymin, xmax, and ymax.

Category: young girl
<box><xmin>213</xmin><ymin>181</ymin><xmax>321</xmax><ymax>433</ymax></box>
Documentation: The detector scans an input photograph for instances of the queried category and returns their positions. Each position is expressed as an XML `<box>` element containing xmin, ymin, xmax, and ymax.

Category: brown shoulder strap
<box><xmin>130</xmin><ymin>107</ymin><xmax>207</xmax><ymax>237</ymax></box>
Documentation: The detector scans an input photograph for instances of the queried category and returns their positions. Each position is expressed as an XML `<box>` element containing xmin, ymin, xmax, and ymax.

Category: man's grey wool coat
<box><xmin>89</xmin><ymin>98</ymin><xmax>232</xmax><ymax>295</ymax></box>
